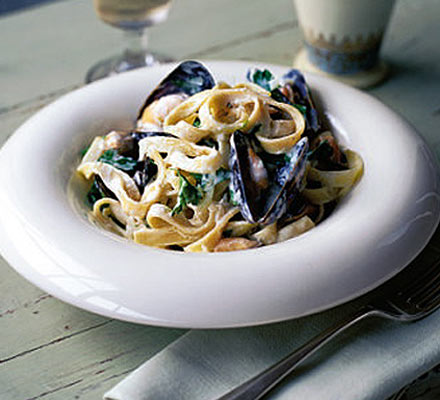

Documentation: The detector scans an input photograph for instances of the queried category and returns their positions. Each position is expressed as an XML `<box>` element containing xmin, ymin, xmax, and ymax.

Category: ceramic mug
<box><xmin>293</xmin><ymin>0</ymin><xmax>396</xmax><ymax>88</ymax></box>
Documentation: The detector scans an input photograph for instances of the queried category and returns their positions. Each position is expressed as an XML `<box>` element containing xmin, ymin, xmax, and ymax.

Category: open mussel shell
<box><xmin>229</xmin><ymin>131</ymin><xmax>309</xmax><ymax>225</ymax></box>
<box><xmin>108</xmin><ymin>130</ymin><xmax>175</xmax><ymax>160</ymax></box>
<box><xmin>106</xmin><ymin>130</ymin><xmax>177</xmax><ymax>192</ymax></box>
<box><xmin>137</xmin><ymin>60</ymin><xmax>215</xmax><ymax>120</ymax></box>
<box><xmin>280</xmin><ymin>69</ymin><xmax>321</xmax><ymax>135</ymax></box>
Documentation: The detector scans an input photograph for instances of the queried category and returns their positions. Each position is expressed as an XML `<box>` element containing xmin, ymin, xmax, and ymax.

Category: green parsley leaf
<box><xmin>171</xmin><ymin>170</ymin><xmax>203</xmax><ymax>216</ymax></box>
<box><xmin>190</xmin><ymin>168</ymin><xmax>231</xmax><ymax>191</ymax></box>
<box><xmin>251</xmin><ymin>69</ymin><xmax>275</xmax><ymax>91</ymax></box>
<box><xmin>270</xmin><ymin>88</ymin><xmax>308</xmax><ymax>117</ymax></box>
<box><xmin>80</xmin><ymin>144</ymin><xmax>91</xmax><ymax>158</ymax></box>
<box><xmin>229</xmin><ymin>187</ymin><xmax>239</xmax><ymax>206</ymax></box>
<box><xmin>87</xmin><ymin>179</ymin><xmax>105</xmax><ymax>206</ymax></box>
<box><xmin>190</xmin><ymin>172</ymin><xmax>203</xmax><ymax>183</ymax></box>
<box><xmin>270</xmin><ymin>88</ymin><xmax>292</xmax><ymax>104</ymax></box>
<box><xmin>214</xmin><ymin>168</ymin><xmax>231</xmax><ymax>185</ymax></box>
<box><xmin>293</xmin><ymin>104</ymin><xmax>307</xmax><ymax>115</ymax></box>
<box><xmin>193</xmin><ymin>117</ymin><xmax>201</xmax><ymax>128</ymax></box>
<box><xmin>98</xmin><ymin>149</ymin><xmax>138</xmax><ymax>172</ymax></box>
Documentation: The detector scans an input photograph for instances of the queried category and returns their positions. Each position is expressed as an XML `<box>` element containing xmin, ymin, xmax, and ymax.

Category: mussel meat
<box><xmin>118</xmin><ymin>130</ymin><xmax>175</xmax><ymax>160</ymax></box>
<box><xmin>100</xmin><ymin>130</ymin><xmax>176</xmax><ymax>193</ymax></box>
<box><xmin>229</xmin><ymin>131</ymin><xmax>309</xmax><ymax>224</ymax></box>
<box><xmin>308</xmin><ymin>131</ymin><xmax>348</xmax><ymax>170</ymax></box>
<box><xmin>137</xmin><ymin>61</ymin><xmax>215</xmax><ymax>128</ymax></box>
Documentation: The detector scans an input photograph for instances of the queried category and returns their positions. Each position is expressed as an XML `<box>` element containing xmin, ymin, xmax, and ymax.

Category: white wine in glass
<box><xmin>86</xmin><ymin>0</ymin><xmax>173</xmax><ymax>83</ymax></box>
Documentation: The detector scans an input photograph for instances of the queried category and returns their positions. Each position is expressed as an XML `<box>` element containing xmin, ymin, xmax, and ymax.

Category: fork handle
<box><xmin>217</xmin><ymin>306</ymin><xmax>376</xmax><ymax>400</ymax></box>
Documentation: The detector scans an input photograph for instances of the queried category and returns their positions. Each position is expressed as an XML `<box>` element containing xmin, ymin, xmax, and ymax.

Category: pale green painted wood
<box><xmin>0</xmin><ymin>0</ymin><xmax>295</xmax><ymax>110</ymax></box>
<box><xmin>371</xmin><ymin>0</ymin><xmax>440</xmax><ymax>153</ymax></box>
<box><xmin>2</xmin><ymin>318</ymin><xmax>183</xmax><ymax>399</ymax></box>
<box><xmin>1</xmin><ymin>0</ymin><xmax>440</xmax><ymax>399</ymax></box>
<box><xmin>0</xmin><ymin>104</ymin><xmax>185</xmax><ymax>399</ymax></box>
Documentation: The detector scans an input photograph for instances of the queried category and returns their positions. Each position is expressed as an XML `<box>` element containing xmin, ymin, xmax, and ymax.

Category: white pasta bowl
<box><xmin>0</xmin><ymin>61</ymin><xmax>439</xmax><ymax>328</ymax></box>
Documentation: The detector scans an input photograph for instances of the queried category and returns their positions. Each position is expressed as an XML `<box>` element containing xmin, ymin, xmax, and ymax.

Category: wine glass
<box><xmin>86</xmin><ymin>0</ymin><xmax>173</xmax><ymax>83</ymax></box>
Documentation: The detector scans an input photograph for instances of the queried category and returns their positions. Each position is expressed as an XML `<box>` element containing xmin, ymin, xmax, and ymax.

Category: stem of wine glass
<box><xmin>117</xmin><ymin>28</ymin><xmax>154</xmax><ymax>73</ymax></box>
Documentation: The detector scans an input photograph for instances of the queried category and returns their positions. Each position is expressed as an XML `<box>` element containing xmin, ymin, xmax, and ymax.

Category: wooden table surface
<box><xmin>1</xmin><ymin>0</ymin><xmax>440</xmax><ymax>398</ymax></box>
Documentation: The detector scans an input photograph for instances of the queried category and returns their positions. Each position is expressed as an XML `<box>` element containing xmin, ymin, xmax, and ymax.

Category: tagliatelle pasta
<box><xmin>76</xmin><ymin>61</ymin><xmax>363</xmax><ymax>252</ymax></box>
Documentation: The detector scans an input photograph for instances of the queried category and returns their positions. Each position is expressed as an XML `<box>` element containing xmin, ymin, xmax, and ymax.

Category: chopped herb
<box><xmin>229</xmin><ymin>187</ymin><xmax>239</xmax><ymax>206</ymax></box>
<box><xmin>270</xmin><ymin>88</ymin><xmax>291</xmax><ymax>104</ymax></box>
<box><xmin>214</xmin><ymin>168</ymin><xmax>231</xmax><ymax>185</ymax></box>
<box><xmin>87</xmin><ymin>179</ymin><xmax>105</xmax><ymax>206</ymax></box>
<box><xmin>293</xmin><ymin>104</ymin><xmax>307</xmax><ymax>115</ymax></box>
<box><xmin>250</xmin><ymin>69</ymin><xmax>275</xmax><ymax>91</ymax></box>
<box><xmin>270</xmin><ymin>88</ymin><xmax>307</xmax><ymax>116</ymax></box>
<box><xmin>190</xmin><ymin>172</ymin><xmax>203</xmax><ymax>183</ymax></box>
<box><xmin>197</xmin><ymin>137</ymin><xmax>218</xmax><ymax>149</ymax></box>
<box><xmin>80</xmin><ymin>144</ymin><xmax>91</xmax><ymax>158</ymax></box>
<box><xmin>98</xmin><ymin>149</ymin><xmax>138</xmax><ymax>172</ymax></box>
<box><xmin>86</xmin><ymin>176</ymin><xmax>116</xmax><ymax>206</ymax></box>
<box><xmin>171</xmin><ymin>170</ymin><xmax>203</xmax><ymax>216</ymax></box>
<box><xmin>191</xmin><ymin>168</ymin><xmax>231</xmax><ymax>190</ymax></box>
<box><xmin>193</xmin><ymin>117</ymin><xmax>201</xmax><ymax>127</ymax></box>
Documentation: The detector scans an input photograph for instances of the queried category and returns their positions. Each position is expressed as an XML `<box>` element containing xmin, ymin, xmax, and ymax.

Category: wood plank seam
<box><xmin>187</xmin><ymin>20</ymin><xmax>298</xmax><ymax>58</ymax></box>
<box><xmin>0</xmin><ymin>21</ymin><xmax>299</xmax><ymax>120</ymax></box>
<box><xmin>71</xmin><ymin>367</ymin><xmax>139</xmax><ymax>398</ymax></box>
<box><xmin>0</xmin><ymin>319</ymin><xmax>113</xmax><ymax>364</ymax></box>
<box><xmin>25</xmin><ymin>378</ymin><xmax>84</xmax><ymax>400</ymax></box>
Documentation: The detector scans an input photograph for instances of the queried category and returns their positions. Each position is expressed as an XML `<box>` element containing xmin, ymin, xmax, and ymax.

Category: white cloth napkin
<box><xmin>104</xmin><ymin>248</ymin><xmax>440</xmax><ymax>400</ymax></box>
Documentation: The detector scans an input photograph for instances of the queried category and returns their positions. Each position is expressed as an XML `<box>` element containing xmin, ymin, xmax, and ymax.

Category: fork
<box><xmin>218</xmin><ymin>256</ymin><xmax>440</xmax><ymax>400</ymax></box>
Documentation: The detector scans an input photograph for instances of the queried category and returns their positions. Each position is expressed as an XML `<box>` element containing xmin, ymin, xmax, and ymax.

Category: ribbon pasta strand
<box><xmin>76</xmin><ymin>72</ymin><xmax>363</xmax><ymax>252</ymax></box>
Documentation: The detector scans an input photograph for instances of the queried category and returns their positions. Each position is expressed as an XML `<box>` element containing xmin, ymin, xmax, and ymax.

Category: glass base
<box><xmin>293</xmin><ymin>47</ymin><xmax>388</xmax><ymax>89</ymax></box>
<box><xmin>85</xmin><ymin>52</ymin><xmax>174</xmax><ymax>83</ymax></box>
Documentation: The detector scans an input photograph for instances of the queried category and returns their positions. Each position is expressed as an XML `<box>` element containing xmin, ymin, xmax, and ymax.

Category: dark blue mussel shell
<box><xmin>279</xmin><ymin>69</ymin><xmax>321</xmax><ymax>136</ymax></box>
<box><xmin>137</xmin><ymin>60</ymin><xmax>216</xmax><ymax>120</ymax></box>
<box><xmin>229</xmin><ymin>131</ymin><xmax>309</xmax><ymax>225</ymax></box>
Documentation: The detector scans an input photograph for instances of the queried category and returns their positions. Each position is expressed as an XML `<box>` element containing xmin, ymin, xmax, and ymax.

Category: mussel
<box><xmin>246</xmin><ymin>67</ymin><xmax>321</xmax><ymax>137</ymax></box>
<box><xmin>137</xmin><ymin>61</ymin><xmax>215</xmax><ymax>127</ymax></box>
<box><xmin>229</xmin><ymin>131</ymin><xmax>309</xmax><ymax>224</ymax></box>
<box><xmin>99</xmin><ymin>130</ymin><xmax>176</xmax><ymax>194</ymax></box>
<box><xmin>278</xmin><ymin>69</ymin><xmax>321</xmax><ymax>136</ymax></box>
<box><xmin>106</xmin><ymin>130</ymin><xmax>175</xmax><ymax>160</ymax></box>
<box><xmin>308</xmin><ymin>131</ymin><xmax>348</xmax><ymax>171</ymax></box>
<box><xmin>123</xmin><ymin>131</ymin><xmax>176</xmax><ymax>191</ymax></box>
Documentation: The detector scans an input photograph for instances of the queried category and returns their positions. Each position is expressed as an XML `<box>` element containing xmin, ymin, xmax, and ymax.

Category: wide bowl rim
<box><xmin>0</xmin><ymin>59</ymin><xmax>439</xmax><ymax>328</ymax></box>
